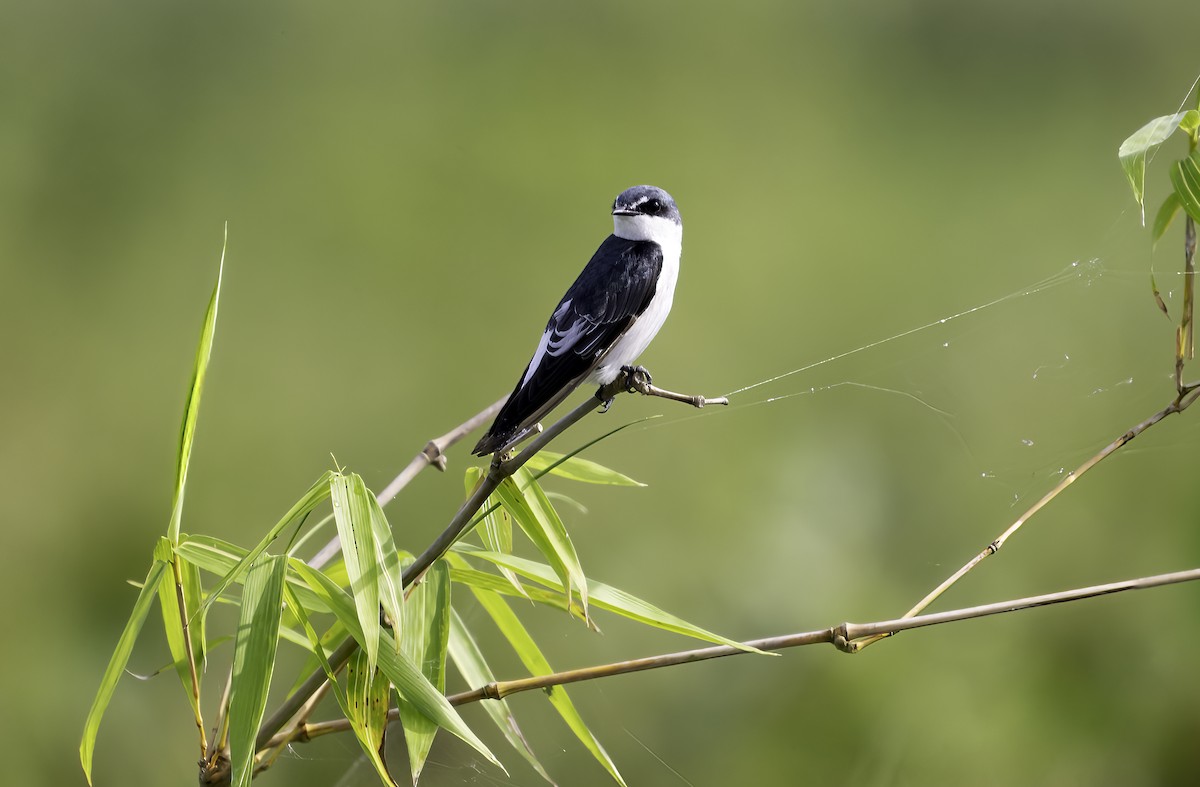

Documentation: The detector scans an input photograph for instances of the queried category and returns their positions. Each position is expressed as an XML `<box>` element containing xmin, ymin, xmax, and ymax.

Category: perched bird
<box><xmin>472</xmin><ymin>185</ymin><xmax>683</xmax><ymax>456</ymax></box>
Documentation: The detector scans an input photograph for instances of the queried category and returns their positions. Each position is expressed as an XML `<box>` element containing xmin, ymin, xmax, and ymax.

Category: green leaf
<box><xmin>202</xmin><ymin>472</ymin><xmax>333</xmax><ymax>614</ymax></box>
<box><xmin>365</xmin><ymin>479</ymin><xmax>405</xmax><ymax>644</ymax></box>
<box><xmin>154</xmin><ymin>538</ymin><xmax>204</xmax><ymax>719</ymax></box>
<box><xmin>1152</xmin><ymin>190</ymin><xmax>1183</xmax><ymax>246</ymax></box>
<box><xmin>228</xmin><ymin>555</ymin><xmax>287</xmax><ymax>787</ymax></box>
<box><xmin>522</xmin><ymin>451</ymin><xmax>645</xmax><ymax>487</ymax></box>
<box><xmin>330</xmin><ymin>472</ymin><xmax>382</xmax><ymax>673</ymax></box>
<box><xmin>465</xmin><ymin>467</ymin><xmax>526</xmax><ymax>598</ymax></box>
<box><xmin>290</xmin><ymin>560</ymin><xmax>502</xmax><ymax>770</ymax></box>
<box><xmin>1181</xmin><ymin>109</ymin><xmax>1200</xmax><ymax>136</ymax></box>
<box><xmin>284</xmin><ymin>587</ymin><xmax>396</xmax><ymax>786</ymax></box>
<box><xmin>494</xmin><ymin>467</ymin><xmax>588</xmax><ymax>619</ymax></box>
<box><xmin>447</xmin><ymin>606</ymin><xmax>557</xmax><ymax>785</ymax></box>
<box><xmin>1170</xmin><ymin>149</ymin><xmax>1200</xmax><ymax>223</ymax></box>
<box><xmin>79</xmin><ymin>558</ymin><xmax>169</xmax><ymax>785</ymax></box>
<box><xmin>1118</xmin><ymin>112</ymin><xmax>1187</xmax><ymax>220</ymax></box>
<box><xmin>346</xmin><ymin>650</ymin><xmax>399</xmax><ymax>787</ymax></box>
<box><xmin>457</xmin><ymin>546</ymin><xmax>771</xmax><ymax>655</ymax></box>
<box><xmin>168</xmin><ymin>228</ymin><xmax>225</xmax><ymax>542</ymax></box>
<box><xmin>465</xmin><ymin>578</ymin><xmax>625</xmax><ymax>786</ymax></box>
<box><xmin>179</xmin><ymin>534</ymin><xmax>331</xmax><ymax>614</ymax></box>
<box><xmin>397</xmin><ymin>560</ymin><xmax>451</xmax><ymax>784</ymax></box>
<box><xmin>448</xmin><ymin>566</ymin><xmax>594</xmax><ymax>627</ymax></box>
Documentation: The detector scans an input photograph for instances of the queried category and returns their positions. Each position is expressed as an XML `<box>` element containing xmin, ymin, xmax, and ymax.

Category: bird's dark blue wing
<box><xmin>472</xmin><ymin>235</ymin><xmax>663</xmax><ymax>455</ymax></box>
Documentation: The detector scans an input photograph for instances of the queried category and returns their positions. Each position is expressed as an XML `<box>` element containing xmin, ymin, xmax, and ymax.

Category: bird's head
<box><xmin>611</xmin><ymin>185</ymin><xmax>682</xmax><ymax>243</ymax></box>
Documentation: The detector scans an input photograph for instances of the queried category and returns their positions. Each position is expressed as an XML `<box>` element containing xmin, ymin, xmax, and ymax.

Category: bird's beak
<box><xmin>612</xmin><ymin>209</ymin><xmax>638</xmax><ymax>216</ymax></box>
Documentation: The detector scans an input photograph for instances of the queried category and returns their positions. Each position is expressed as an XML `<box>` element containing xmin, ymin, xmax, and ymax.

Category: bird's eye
<box><xmin>642</xmin><ymin>199</ymin><xmax>662</xmax><ymax>214</ymax></box>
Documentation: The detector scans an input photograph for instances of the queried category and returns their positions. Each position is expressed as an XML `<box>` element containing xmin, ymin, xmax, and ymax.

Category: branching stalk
<box><xmin>214</xmin><ymin>371</ymin><xmax>724</xmax><ymax>784</ymax></box>
<box><xmin>257</xmin><ymin>566</ymin><xmax>1200</xmax><ymax>749</ymax></box>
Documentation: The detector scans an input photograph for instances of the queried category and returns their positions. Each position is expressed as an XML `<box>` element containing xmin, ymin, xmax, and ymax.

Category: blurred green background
<box><xmin>6</xmin><ymin>1</ymin><xmax>1200</xmax><ymax>785</ymax></box>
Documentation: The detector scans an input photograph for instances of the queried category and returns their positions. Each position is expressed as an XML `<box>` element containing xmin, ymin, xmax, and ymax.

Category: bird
<box><xmin>472</xmin><ymin>184</ymin><xmax>683</xmax><ymax>456</ymax></box>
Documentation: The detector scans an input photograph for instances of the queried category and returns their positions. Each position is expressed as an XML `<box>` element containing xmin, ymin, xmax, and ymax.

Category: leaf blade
<box><xmin>495</xmin><ymin>468</ymin><xmax>588</xmax><ymax>618</ymax></box>
<box><xmin>290</xmin><ymin>560</ymin><xmax>502</xmax><ymax>769</ymax></box>
<box><xmin>1170</xmin><ymin>149</ymin><xmax>1200</xmax><ymax>224</ymax></box>
<box><xmin>1118</xmin><ymin>112</ymin><xmax>1187</xmax><ymax>219</ymax></box>
<box><xmin>330</xmin><ymin>472</ymin><xmax>382</xmax><ymax>673</ymax></box>
<box><xmin>202</xmin><ymin>472</ymin><xmax>333</xmax><ymax>614</ymax></box>
<box><xmin>79</xmin><ymin>559</ymin><xmax>169</xmax><ymax>784</ymax></box>
<box><xmin>228</xmin><ymin>555</ymin><xmax>288</xmax><ymax>787</ymax></box>
<box><xmin>458</xmin><ymin>547</ymin><xmax>770</xmax><ymax>654</ymax></box>
<box><xmin>521</xmin><ymin>451</ymin><xmax>645</xmax><ymax>487</ymax></box>
<box><xmin>447</xmin><ymin>606</ymin><xmax>557</xmax><ymax>785</ymax></box>
<box><xmin>168</xmin><ymin>230</ymin><xmax>225</xmax><ymax>542</ymax></box>
<box><xmin>397</xmin><ymin>560</ymin><xmax>451</xmax><ymax>784</ymax></box>
<box><xmin>464</xmin><ymin>576</ymin><xmax>625</xmax><ymax>786</ymax></box>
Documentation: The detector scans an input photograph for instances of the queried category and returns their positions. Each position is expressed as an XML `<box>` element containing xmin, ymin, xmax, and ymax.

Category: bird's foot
<box><xmin>599</xmin><ymin>395</ymin><xmax>616</xmax><ymax>414</ymax></box>
<box><xmin>620</xmin><ymin>365</ymin><xmax>653</xmax><ymax>393</ymax></box>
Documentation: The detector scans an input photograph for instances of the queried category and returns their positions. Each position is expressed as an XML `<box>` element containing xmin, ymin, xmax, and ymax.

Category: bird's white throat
<box><xmin>613</xmin><ymin>213</ymin><xmax>682</xmax><ymax>249</ymax></box>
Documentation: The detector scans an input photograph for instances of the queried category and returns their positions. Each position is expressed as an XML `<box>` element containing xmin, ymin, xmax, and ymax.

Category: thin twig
<box><xmin>258</xmin><ymin>565</ymin><xmax>1200</xmax><ymax>749</ymax></box>
<box><xmin>849</xmin><ymin>384</ymin><xmax>1200</xmax><ymax>652</ymax></box>
<box><xmin>171</xmin><ymin>558</ymin><xmax>207</xmax><ymax>757</ymax></box>
<box><xmin>307</xmin><ymin>396</ymin><xmax>509</xmax><ymax>569</ymax></box>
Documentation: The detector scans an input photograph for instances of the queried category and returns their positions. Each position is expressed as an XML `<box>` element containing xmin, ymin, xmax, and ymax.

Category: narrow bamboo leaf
<box><xmin>467</xmin><ymin>582</ymin><xmax>625</xmax><ymax>786</ymax></box>
<box><xmin>79</xmin><ymin>559</ymin><xmax>168</xmax><ymax>785</ymax></box>
<box><xmin>365</xmin><ymin>480</ymin><xmax>405</xmax><ymax>647</ymax></box>
<box><xmin>203</xmin><ymin>472</ymin><xmax>333</xmax><ymax>613</ymax></box>
<box><xmin>154</xmin><ymin>538</ymin><xmax>203</xmax><ymax>718</ymax></box>
<box><xmin>347</xmin><ymin>650</ymin><xmax>399</xmax><ymax>787</ymax></box>
<box><xmin>545</xmin><ymin>491</ymin><xmax>588</xmax><ymax>515</ymax></box>
<box><xmin>284</xmin><ymin>586</ymin><xmax>394</xmax><ymax>786</ymax></box>
<box><xmin>179</xmin><ymin>534</ymin><xmax>330</xmax><ymax>614</ymax></box>
<box><xmin>526</xmin><ymin>415</ymin><xmax>660</xmax><ymax>487</ymax></box>
<box><xmin>1153</xmin><ymin>191</ymin><xmax>1183</xmax><ymax>246</ymax></box>
<box><xmin>397</xmin><ymin>560</ymin><xmax>451</xmax><ymax>784</ymax></box>
<box><xmin>448</xmin><ymin>566</ymin><xmax>594</xmax><ymax>626</ymax></box>
<box><xmin>522</xmin><ymin>451</ymin><xmax>645</xmax><ymax>487</ymax></box>
<box><xmin>465</xmin><ymin>467</ymin><xmax>526</xmax><ymax>598</ymax></box>
<box><xmin>276</xmin><ymin>624</ymin><xmax>317</xmax><ymax>653</ymax></box>
<box><xmin>228</xmin><ymin>555</ymin><xmax>287</xmax><ymax>787</ymax></box>
<box><xmin>457</xmin><ymin>547</ymin><xmax>771</xmax><ymax>655</ymax></box>
<box><xmin>290</xmin><ymin>560</ymin><xmax>502</xmax><ymax>770</ymax></box>
<box><xmin>447</xmin><ymin>605</ymin><xmax>557</xmax><ymax>786</ymax></box>
<box><xmin>181</xmin><ymin>554</ymin><xmax>206</xmax><ymax>669</ymax></box>
<box><xmin>1170</xmin><ymin>149</ymin><xmax>1200</xmax><ymax>223</ymax></box>
<box><xmin>168</xmin><ymin>230</ymin><xmax>225</xmax><ymax>542</ymax></box>
<box><xmin>330</xmin><ymin>472</ymin><xmax>382</xmax><ymax>673</ymax></box>
<box><xmin>1118</xmin><ymin>112</ymin><xmax>1187</xmax><ymax>219</ymax></box>
<box><xmin>494</xmin><ymin>467</ymin><xmax>588</xmax><ymax>618</ymax></box>
<box><xmin>1181</xmin><ymin>109</ymin><xmax>1200</xmax><ymax>136</ymax></box>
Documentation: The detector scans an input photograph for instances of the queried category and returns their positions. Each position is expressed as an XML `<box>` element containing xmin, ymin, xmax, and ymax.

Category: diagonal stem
<box><xmin>258</xmin><ymin>566</ymin><xmax>1200</xmax><ymax>750</ymax></box>
<box><xmin>248</xmin><ymin>371</ymin><xmax>725</xmax><ymax>762</ymax></box>
<box><xmin>850</xmin><ymin>383</ymin><xmax>1200</xmax><ymax>653</ymax></box>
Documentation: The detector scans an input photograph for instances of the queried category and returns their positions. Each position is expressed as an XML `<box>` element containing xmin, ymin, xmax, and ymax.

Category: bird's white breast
<box><xmin>589</xmin><ymin>215</ymin><xmax>683</xmax><ymax>384</ymax></box>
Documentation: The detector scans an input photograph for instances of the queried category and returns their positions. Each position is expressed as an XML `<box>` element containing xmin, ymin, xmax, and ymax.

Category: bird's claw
<box><xmin>599</xmin><ymin>396</ymin><xmax>615</xmax><ymax>414</ymax></box>
<box><xmin>620</xmin><ymin>365</ymin><xmax>653</xmax><ymax>392</ymax></box>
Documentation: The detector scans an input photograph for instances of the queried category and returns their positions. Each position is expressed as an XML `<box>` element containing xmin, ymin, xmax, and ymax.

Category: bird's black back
<box><xmin>472</xmin><ymin>234</ymin><xmax>663</xmax><ymax>455</ymax></box>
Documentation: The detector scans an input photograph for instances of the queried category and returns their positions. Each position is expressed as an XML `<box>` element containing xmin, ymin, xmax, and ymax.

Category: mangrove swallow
<box><xmin>472</xmin><ymin>184</ymin><xmax>683</xmax><ymax>456</ymax></box>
